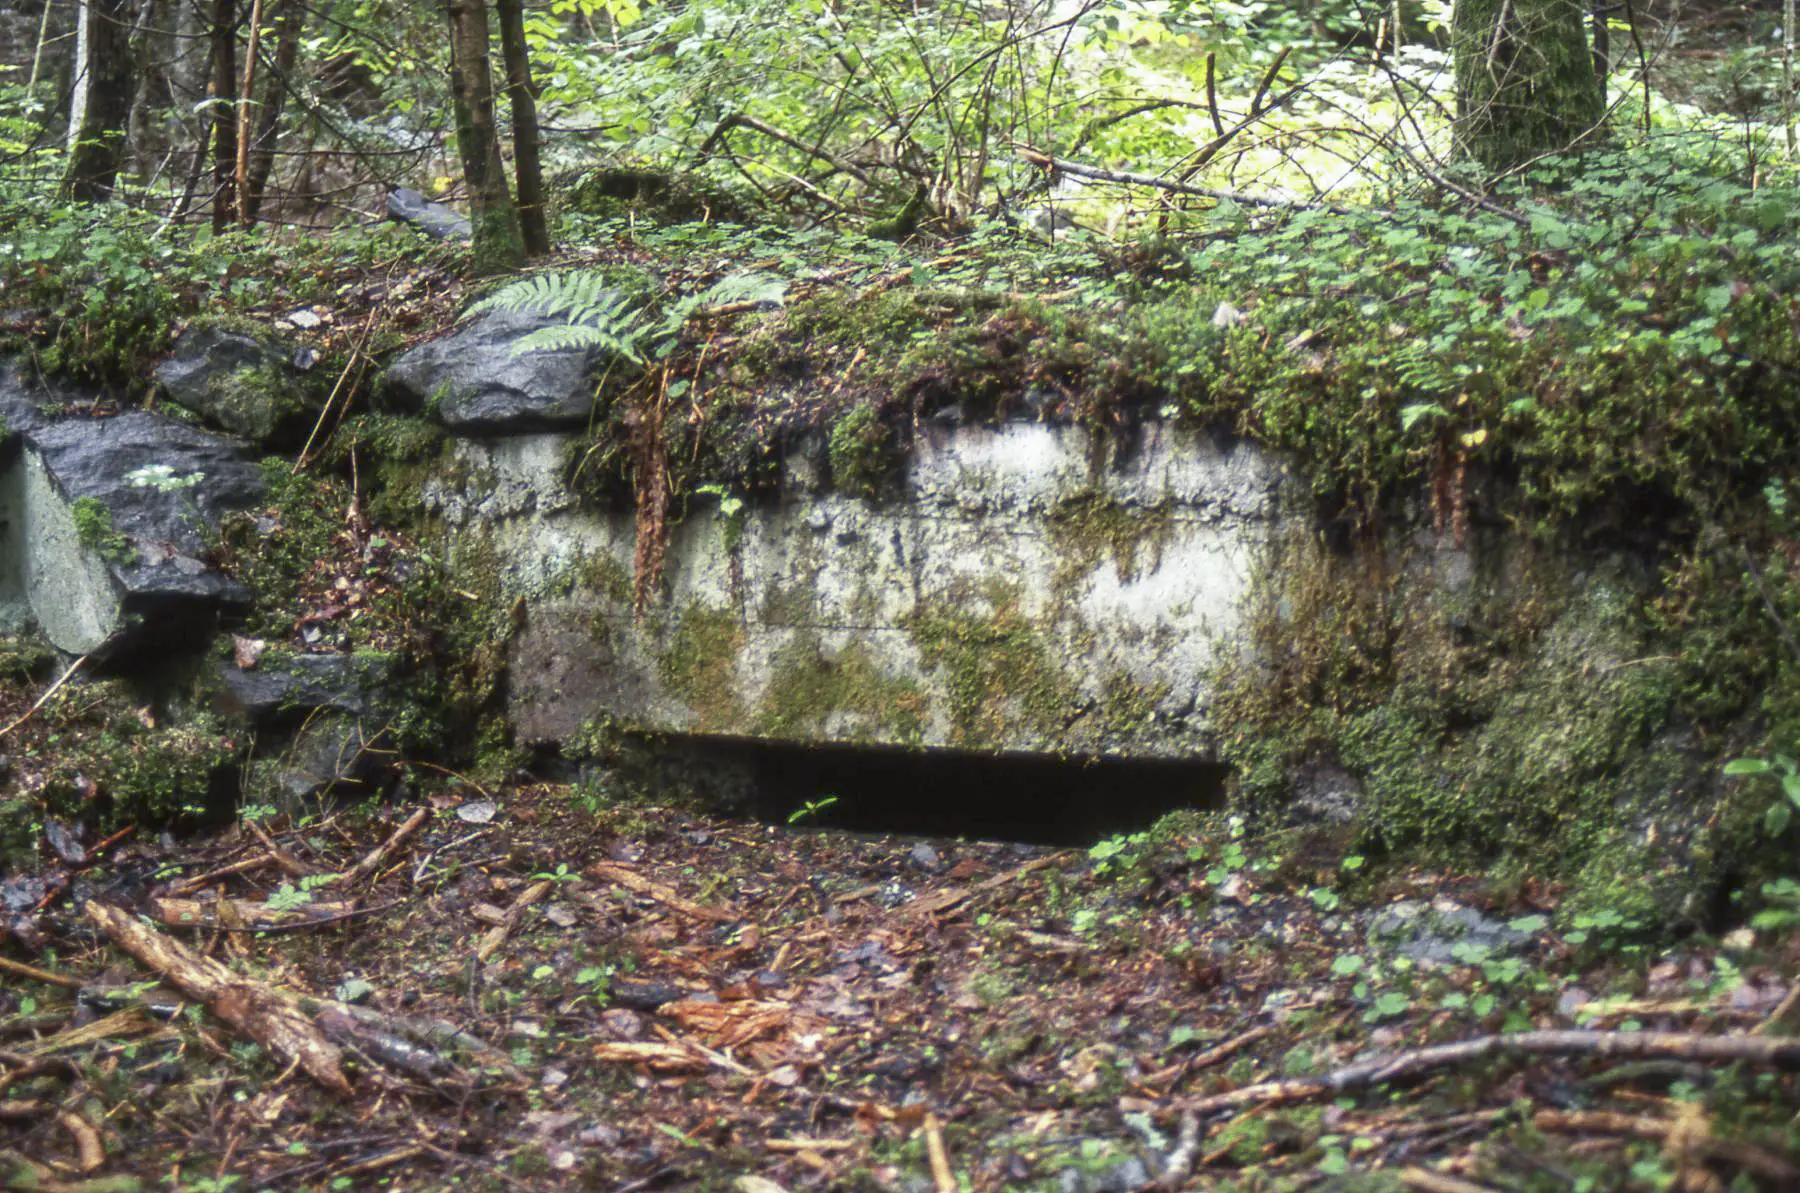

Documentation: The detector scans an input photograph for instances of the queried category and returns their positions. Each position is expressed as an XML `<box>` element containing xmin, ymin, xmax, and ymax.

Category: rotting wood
<box><xmin>901</xmin><ymin>853</ymin><xmax>1065</xmax><ymax>920</ymax></box>
<box><xmin>58</xmin><ymin>1109</ymin><xmax>105</xmax><ymax>1172</ymax></box>
<box><xmin>1177</xmin><ymin>1030</ymin><xmax>1800</xmax><ymax>1117</ymax></box>
<box><xmin>588</xmin><ymin>861</ymin><xmax>738</xmax><ymax>923</ymax></box>
<box><xmin>83</xmin><ymin>901</ymin><xmax>352</xmax><ymax>1095</ymax></box>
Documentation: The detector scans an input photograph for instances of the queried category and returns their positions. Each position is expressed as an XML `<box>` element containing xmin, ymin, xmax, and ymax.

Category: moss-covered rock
<box><xmin>155</xmin><ymin>322</ymin><xmax>320</xmax><ymax>446</ymax></box>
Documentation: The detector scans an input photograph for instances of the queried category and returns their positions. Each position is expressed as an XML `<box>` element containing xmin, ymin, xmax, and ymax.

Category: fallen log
<box><xmin>83</xmin><ymin>901</ymin><xmax>351</xmax><ymax>1094</ymax></box>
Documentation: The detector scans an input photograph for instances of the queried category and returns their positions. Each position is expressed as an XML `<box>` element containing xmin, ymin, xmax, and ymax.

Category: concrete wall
<box><xmin>428</xmin><ymin>420</ymin><xmax>1289</xmax><ymax>759</ymax></box>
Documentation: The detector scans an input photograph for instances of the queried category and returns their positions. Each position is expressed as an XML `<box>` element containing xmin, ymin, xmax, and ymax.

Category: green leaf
<box><xmin>1724</xmin><ymin>758</ymin><xmax>1773</xmax><ymax>775</ymax></box>
<box><xmin>1399</xmin><ymin>403</ymin><xmax>1448</xmax><ymax>432</ymax></box>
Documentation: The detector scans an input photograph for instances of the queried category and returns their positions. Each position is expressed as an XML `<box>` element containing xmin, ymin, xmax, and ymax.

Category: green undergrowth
<box><xmin>0</xmin><ymin>180</ymin><xmax>450</xmax><ymax>386</ymax></box>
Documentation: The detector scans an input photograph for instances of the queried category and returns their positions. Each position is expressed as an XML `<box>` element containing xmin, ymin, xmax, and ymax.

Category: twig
<box><xmin>0</xmin><ymin>956</ymin><xmax>83</xmax><ymax>990</ymax></box>
<box><xmin>923</xmin><ymin>1113</ymin><xmax>956</xmax><ymax>1193</ymax></box>
<box><xmin>1177</xmin><ymin>1030</ymin><xmax>1800</xmax><ymax>1117</ymax></box>
<box><xmin>587</xmin><ymin>862</ymin><xmax>738</xmax><ymax>923</ymax></box>
<box><xmin>1532</xmin><ymin>1110</ymin><xmax>1798</xmax><ymax>1183</ymax></box>
<box><xmin>246</xmin><ymin>818</ymin><xmax>310</xmax><ymax>878</ymax></box>
<box><xmin>1014</xmin><ymin>145</ymin><xmax>1341</xmax><ymax>213</ymax></box>
<box><xmin>0</xmin><ymin>655</ymin><xmax>87</xmax><ymax>741</ymax></box>
<box><xmin>164</xmin><ymin>854</ymin><xmax>277</xmax><ymax>897</ymax></box>
<box><xmin>332</xmin><ymin>805</ymin><xmax>430</xmax><ymax>887</ymax></box>
<box><xmin>1753</xmin><ymin>981</ymin><xmax>1800</xmax><ymax>1036</ymax></box>
<box><xmin>474</xmin><ymin>879</ymin><xmax>554</xmax><ymax>963</ymax></box>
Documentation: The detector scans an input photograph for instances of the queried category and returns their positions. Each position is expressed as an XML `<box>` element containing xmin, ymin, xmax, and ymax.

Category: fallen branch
<box><xmin>0</xmin><ymin>956</ymin><xmax>82</xmax><ymax>990</ymax></box>
<box><xmin>163</xmin><ymin>854</ymin><xmax>278</xmax><ymax>897</ymax></box>
<box><xmin>1015</xmin><ymin>145</ymin><xmax>1343</xmax><ymax>213</ymax></box>
<box><xmin>149</xmin><ymin>896</ymin><xmax>366</xmax><ymax>932</ymax></box>
<box><xmin>1178</xmin><ymin>1030</ymin><xmax>1800</xmax><ymax>1117</ymax></box>
<box><xmin>588</xmin><ymin>862</ymin><xmax>737</xmax><ymax>924</ymax></box>
<box><xmin>331</xmin><ymin>805</ymin><xmax>430</xmax><ymax>887</ymax></box>
<box><xmin>1399</xmin><ymin>1169</ymin><xmax>1500</xmax><ymax>1193</ymax></box>
<box><xmin>474</xmin><ymin>879</ymin><xmax>554</xmax><ymax>963</ymax></box>
<box><xmin>1533</xmin><ymin>1109</ymin><xmax>1798</xmax><ymax>1184</ymax></box>
<box><xmin>83</xmin><ymin>901</ymin><xmax>351</xmax><ymax>1094</ymax></box>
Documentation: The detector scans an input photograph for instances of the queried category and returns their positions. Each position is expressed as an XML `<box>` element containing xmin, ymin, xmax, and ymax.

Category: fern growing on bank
<box><xmin>464</xmin><ymin>268</ymin><xmax>787</xmax><ymax>365</ymax></box>
<box><xmin>465</xmin><ymin>271</ymin><xmax>654</xmax><ymax>362</ymax></box>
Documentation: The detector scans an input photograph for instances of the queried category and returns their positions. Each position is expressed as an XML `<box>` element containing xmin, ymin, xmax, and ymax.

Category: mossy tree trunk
<box><xmin>444</xmin><ymin>0</ymin><xmax>525</xmax><ymax>274</ymax></box>
<box><xmin>61</xmin><ymin>0</ymin><xmax>135</xmax><ymax>201</ymax></box>
<box><xmin>1452</xmin><ymin>0</ymin><xmax>1604</xmax><ymax>173</ymax></box>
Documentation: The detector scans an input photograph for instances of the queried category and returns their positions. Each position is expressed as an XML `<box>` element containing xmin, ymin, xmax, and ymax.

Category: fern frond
<box><xmin>466</xmin><ymin>271</ymin><xmax>626</xmax><ymax>324</ymax></box>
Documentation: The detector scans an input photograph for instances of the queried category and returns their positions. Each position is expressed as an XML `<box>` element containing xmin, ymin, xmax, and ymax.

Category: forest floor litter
<box><xmin>1</xmin><ymin>786</ymin><xmax>1796</xmax><ymax>1192</ymax></box>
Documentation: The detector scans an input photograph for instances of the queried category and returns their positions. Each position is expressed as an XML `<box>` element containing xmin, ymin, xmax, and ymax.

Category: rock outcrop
<box><xmin>384</xmin><ymin>308</ymin><xmax>616</xmax><ymax>433</ymax></box>
<box><xmin>0</xmin><ymin>360</ymin><xmax>265</xmax><ymax>657</ymax></box>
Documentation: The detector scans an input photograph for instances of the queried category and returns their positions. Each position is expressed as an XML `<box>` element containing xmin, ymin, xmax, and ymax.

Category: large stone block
<box><xmin>425</xmin><ymin>420</ymin><xmax>1289</xmax><ymax>759</ymax></box>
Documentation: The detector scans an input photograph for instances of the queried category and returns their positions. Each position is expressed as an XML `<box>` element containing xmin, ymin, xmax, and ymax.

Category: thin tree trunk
<box><xmin>63</xmin><ymin>0</ymin><xmax>136</xmax><ymax>201</ymax></box>
<box><xmin>494</xmin><ymin>0</ymin><xmax>549</xmax><ymax>256</ymax></box>
<box><xmin>209</xmin><ymin>0</ymin><xmax>238</xmax><ymax>232</ymax></box>
<box><xmin>243</xmin><ymin>1</ymin><xmax>302</xmax><ymax>222</ymax></box>
<box><xmin>233</xmin><ymin>0</ymin><xmax>264</xmax><ymax>226</ymax></box>
<box><xmin>128</xmin><ymin>0</ymin><xmax>163</xmax><ymax>182</ymax></box>
<box><xmin>444</xmin><ymin>0</ymin><xmax>524</xmax><ymax>273</ymax></box>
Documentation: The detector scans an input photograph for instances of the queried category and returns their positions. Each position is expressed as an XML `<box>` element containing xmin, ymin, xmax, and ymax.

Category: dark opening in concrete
<box><xmin>734</xmin><ymin>740</ymin><xmax>1229</xmax><ymax>846</ymax></box>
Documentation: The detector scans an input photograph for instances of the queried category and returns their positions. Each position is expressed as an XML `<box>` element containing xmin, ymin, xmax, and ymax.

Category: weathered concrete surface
<box><xmin>426</xmin><ymin>421</ymin><xmax>1288</xmax><ymax>759</ymax></box>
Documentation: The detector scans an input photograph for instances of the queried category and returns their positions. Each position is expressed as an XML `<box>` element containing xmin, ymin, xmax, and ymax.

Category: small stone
<box><xmin>908</xmin><ymin>842</ymin><xmax>942</xmax><ymax>872</ymax></box>
<box><xmin>576</xmin><ymin>1123</ymin><xmax>622</xmax><ymax>1148</ymax></box>
<box><xmin>288</xmin><ymin>308</ymin><xmax>323</xmax><ymax>330</ymax></box>
<box><xmin>540</xmin><ymin>1066</ymin><xmax>570</xmax><ymax>1089</ymax></box>
<box><xmin>456</xmin><ymin>799</ymin><xmax>497</xmax><ymax>824</ymax></box>
<box><xmin>600</xmin><ymin>1008</ymin><xmax>644</xmax><ymax>1038</ymax></box>
<box><xmin>545</xmin><ymin>903</ymin><xmax>580</xmax><ymax>928</ymax></box>
<box><xmin>1556</xmin><ymin>987</ymin><xmax>1591</xmax><ymax>1018</ymax></box>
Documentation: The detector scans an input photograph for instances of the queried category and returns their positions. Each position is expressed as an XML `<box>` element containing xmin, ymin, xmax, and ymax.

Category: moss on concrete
<box><xmin>1045</xmin><ymin>490</ymin><xmax>1173</xmax><ymax>587</ymax></box>
<box><xmin>657</xmin><ymin>601</ymin><xmax>746</xmax><ymax>731</ymax></box>
<box><xmin>754</xmin><ymin>637</ymin><xmax>928</xmax><ymax>744</ymax></box>
<box><xmin>1207</xmin><ymin>526</ymin><xmax>1752</xmax><ymax>925</ymax></box>
<box><xmin>905</xmin><ymin>581</ymin><xmax>1076</xmax><ymax>750</ymax></box>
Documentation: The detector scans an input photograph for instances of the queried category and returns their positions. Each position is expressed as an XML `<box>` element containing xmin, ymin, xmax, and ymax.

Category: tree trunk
<box><xmin>444</xmin><ymin>0</ymin><xmax>525</xmax><ymax>273</ymax></box>
<box><xmin>209</xmin><ymin>0</ymin><xmax>239</xmax><ymax>231</ymax></box>
<box><xmin>1451</xmin><ymin>0</ymin><xmax>1603</xmax><ymax>173</ymax></box>
<box><xmin>127</xmin><ymin>0</ymin><xmax>164</xmax><ymax>182</ymax></box>
<box><xmin>243</xmin><ymin>1</ymin><xmax>303</xmax><ymax>223</ymax></box>
<box><xmin>62</xmin><ymin>0</ymin><xmax>136</xmax><ymax>201</ymax></box>
<box><xmin>494</xmin><ymin>0</ymin><xmax>549</xmax><ymax>256</ymax></box>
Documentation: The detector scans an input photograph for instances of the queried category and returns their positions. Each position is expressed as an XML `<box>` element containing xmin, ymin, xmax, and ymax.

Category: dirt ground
<box><xmin>2</xmin><ymin>785</ymin><xmax>1798</xmax><ymax>1192</ymax></box>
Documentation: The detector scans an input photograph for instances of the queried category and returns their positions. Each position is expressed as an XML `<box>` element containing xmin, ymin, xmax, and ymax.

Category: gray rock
<box><xmin>1365</xmin><ymin>897</ymin><xmax>1535</xmax><ymax>966</ymax></box>
<box><xmin>386</xmin><ymin>187</ymin><xmax>472</xmax><ymax>241</ymax></box>
<box><xmin>155</xmin><ymin>324</ymin><xmax>316</xmax><ymax>445</ymax></box>
<box><xmin>216</xmin><ymin>651</ymin><xmax>394</xmax><ymax>725</ymax></box>
<box><xmin>269</xmin><ymin>713</ymin><xmax>387</xmax><ymax>811</ymax></box>
<box><xmin>384</xmin><ymin>309</ymin><xmax>615</xmax><ymax>433</ymax></box>
<box><xmin>0</xmin><ymin>406</ymin><xmax>265</xmax><ymax>658</ymax></box>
